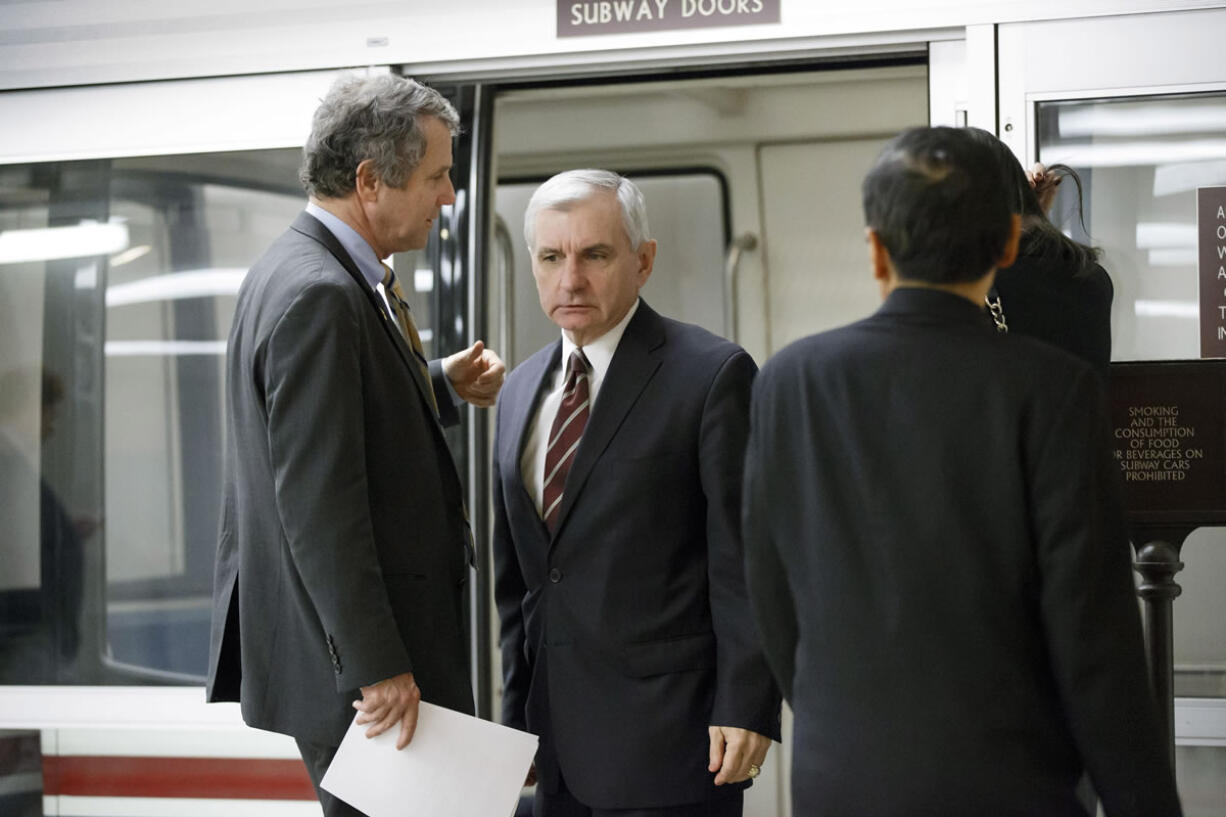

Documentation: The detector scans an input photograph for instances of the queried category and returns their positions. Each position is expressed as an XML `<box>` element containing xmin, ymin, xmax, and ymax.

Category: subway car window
<box><xmin>0</xmin><ymin>150</ymin><xmax>303</xmax><ymax>684</ymax></box>
<box><xmin>1038</xmin><ymin>92</ymin><xmax>1226</xmax><ymax>362</ymax></box>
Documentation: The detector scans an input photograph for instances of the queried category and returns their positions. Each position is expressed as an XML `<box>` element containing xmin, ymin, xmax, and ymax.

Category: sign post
<box><xmin>1110</xmin><ymin>360</ymin><xmax>1226</xmax><ymax>765</ymax></box>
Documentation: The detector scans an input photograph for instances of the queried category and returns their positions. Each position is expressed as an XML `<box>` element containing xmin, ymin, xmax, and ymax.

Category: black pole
<box><xmin>1132</xmin><ymin>531</ymin><xmax>1187</xmax><ymax>770</ymax></box>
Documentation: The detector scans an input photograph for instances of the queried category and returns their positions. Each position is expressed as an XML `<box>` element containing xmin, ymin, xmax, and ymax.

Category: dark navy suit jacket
<box><xmin>493</xmin><ymin>301</ymin><xmax>780</xmax><ymax>809</ymax></box>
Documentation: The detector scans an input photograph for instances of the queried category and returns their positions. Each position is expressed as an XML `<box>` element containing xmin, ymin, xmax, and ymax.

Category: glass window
<box><xmin>1037</xmin><ymin>93</ymin><xmax>1226</xmax><ymax>362</ymax></box>
<box><xmin>0</xmin><ymin>149</ymin><xmax>304</xmax><ymax>684</ymax></box>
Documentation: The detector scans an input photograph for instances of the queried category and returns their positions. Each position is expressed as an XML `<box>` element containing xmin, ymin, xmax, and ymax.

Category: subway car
<box><xmin>1</xmin><ymin>2</ymin><xmax>1225</xmax><ymax>815</ymax></box>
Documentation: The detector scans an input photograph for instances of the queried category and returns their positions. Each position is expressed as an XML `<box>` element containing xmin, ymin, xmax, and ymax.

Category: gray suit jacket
<box><xmin>207</xmin><ymin>212</ymin><xmax>474</xmax><ymax>746</ymax></box>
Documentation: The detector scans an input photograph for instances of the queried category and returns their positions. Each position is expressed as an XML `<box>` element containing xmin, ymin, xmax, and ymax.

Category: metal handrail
<box><xmin>723</xmin><ymin>232</ymin><xmax>757</xmax><ymax>344</ymax></box>
<box><xmin>494</xmin><ymin>215</ymin><xmax>516</xmax><ymax>365</ymax></box>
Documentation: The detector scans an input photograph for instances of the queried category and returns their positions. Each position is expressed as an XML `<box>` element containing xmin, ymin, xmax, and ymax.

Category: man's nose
<box><xmin>440</xmin><ymin>176</ymin><xmax>457</xmax><ymax>206</ymax></box>
<box><xmin>559</xmin><ymin>256</ymin><xmax>585</xmax><ymax>291</ymax></box>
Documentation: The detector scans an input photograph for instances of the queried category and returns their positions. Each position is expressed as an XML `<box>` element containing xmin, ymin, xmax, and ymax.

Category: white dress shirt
<box><xmin>520</xmin><ymin>298</ymin><xmax>641</xmax><ymax>516</ymax></box>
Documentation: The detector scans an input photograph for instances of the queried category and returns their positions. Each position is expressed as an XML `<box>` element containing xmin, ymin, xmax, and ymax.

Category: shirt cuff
<box><xmin>441</xmin><ymin>370</ymin><xmax>464</xmax><ymax>407</ymax></box>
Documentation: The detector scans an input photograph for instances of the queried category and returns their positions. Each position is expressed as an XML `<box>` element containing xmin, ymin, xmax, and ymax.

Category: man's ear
<box><xmin>866</xmin><ymin>228</ymin><xmax>891</xmax><ymax>283</ymax></box>
<box><xmin>997</xmin><ymin>213</ymin><xmax>1022</xmax><ymax>270</ymax></box>
<box><xmin>636</xmin><ymin>239</ymin><xmax>657</xmax><ymax>287</ymax></box>
<box><xmin>354</xmin><ymin>159</ymin><xmax>380</xmax><ymax>202</ymax></box>
<box><xmin>867</xmin><ymin>228</ymin><xmax>900</xmax><ymax>300</ymax></box>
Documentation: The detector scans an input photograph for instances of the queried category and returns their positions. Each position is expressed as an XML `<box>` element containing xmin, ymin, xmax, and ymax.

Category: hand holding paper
<box><xmin>322</xmin><ymin>703</ymin><xmax>538</xmax><ymax>817</ymax></box>
<box><xmin>353</xmin><ymin>671</ymin><xmax>421</xmax><ymax>749</ymax></box>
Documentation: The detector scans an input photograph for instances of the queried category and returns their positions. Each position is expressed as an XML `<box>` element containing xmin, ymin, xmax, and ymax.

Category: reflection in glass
<box><xmin>1037</xmin><ymin>92</ymin><xmax>1226</xmax><ymax>362</ymax></box>
<box><xmin>0</xmin><ymin>150</ymin><xmax>304</xmax><ymax>684</ymax></box>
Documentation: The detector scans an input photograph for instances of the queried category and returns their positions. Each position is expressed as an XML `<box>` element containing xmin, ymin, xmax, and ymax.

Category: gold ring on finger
<box><xmin>747</xmin><ymin>764</ymin><xmax>761</xmax><ymax>779</ymax></box>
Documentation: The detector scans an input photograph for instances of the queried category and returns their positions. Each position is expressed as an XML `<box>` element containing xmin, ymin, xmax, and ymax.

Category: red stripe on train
<box><xmin>42</xmin><ymin>755</ymin><xmax>316</xmax><ymax>800</ymax></box>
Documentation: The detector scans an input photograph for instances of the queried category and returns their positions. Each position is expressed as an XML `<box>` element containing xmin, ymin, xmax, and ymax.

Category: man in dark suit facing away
<box><xmin>206</xmin><ymin>74</ymin><xmax>505</xmax><ymax>817</ymax></box>
<box><xmin>493</xmin><ymin>169</ymin><xmax>780</xmax><ymax>816</ymax></box>
<box><xmin>742</xmin><ymin>126</ymin><xmax>1181</xmax><ymax>817</ymax></box>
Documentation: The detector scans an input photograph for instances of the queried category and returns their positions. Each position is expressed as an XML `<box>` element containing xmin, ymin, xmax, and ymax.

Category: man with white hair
<box><xmin>493</xmin><ymin>169</ymin><xmax>780</xmax><ymax>816</ymax></box>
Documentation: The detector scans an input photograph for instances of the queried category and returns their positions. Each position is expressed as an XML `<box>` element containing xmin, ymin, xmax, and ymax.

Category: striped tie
<box><xmin>542</xmin><ymin>349</ymin><xmax>590</xmax><ymax>533</ymax></box>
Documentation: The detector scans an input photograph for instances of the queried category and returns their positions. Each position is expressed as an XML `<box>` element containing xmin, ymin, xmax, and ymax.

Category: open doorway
<box><xmin>482</xmin><ymin>61</ymin><xmax>929</xmax><ymax>817</ymax></box>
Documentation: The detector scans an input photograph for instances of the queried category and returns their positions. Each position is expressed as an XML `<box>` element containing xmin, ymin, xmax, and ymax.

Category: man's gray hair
<box><xmin>524</xmin><ymin>169</ymin><xmax>650</xmax><ymax>251</ymax></box>
<box><xmin>299</xmin><ymin>74</ymin><xmax>460</xmax><ymax>198</ymax></box>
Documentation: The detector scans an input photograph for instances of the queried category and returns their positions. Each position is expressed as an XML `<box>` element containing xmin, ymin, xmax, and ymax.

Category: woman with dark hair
<box><xmin>969</xmin><ymin>128</ymin><xmax>1113</xmax><ymax>376</ymax></box>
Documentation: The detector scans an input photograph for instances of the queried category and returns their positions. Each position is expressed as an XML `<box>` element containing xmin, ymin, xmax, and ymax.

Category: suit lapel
<box><xmin>290</xmin><ymin>212</ymin><xmax>440</xmax><ymax>422</ymax></box>
<box><xmin>504</xmin><ymin>342</ymin><xmax>561</xmax><ymax>543</ymax></box>
<box><xmin>510</xmin><ymin>342</ymin><xmax>563</xmax><ymax>470</ymax></box>
<box><xmin>551</xmin><ymin>302</ymin><xmax>665</xmax><ymax>541</ymax></box>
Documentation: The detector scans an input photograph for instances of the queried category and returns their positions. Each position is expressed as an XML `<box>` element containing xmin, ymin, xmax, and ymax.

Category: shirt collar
<box><xmin>877</xmin><ymin>285</ymin><xmax>991</xmax><ymax>327</ymax></box>
<box><xmin>305</xmin><ymin>201</ymin><xmax>386</xmax><ymax>291</ymax></box>
<box><xmin>560</xmin><ymin>298</ymin><xmax>641</xmax><ymax>379</ymax></box>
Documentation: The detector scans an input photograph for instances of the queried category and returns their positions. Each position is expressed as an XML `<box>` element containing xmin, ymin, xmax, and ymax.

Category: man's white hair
<box><xmin>523</xmin><ymin>169</ymin><xmax>650</xmax><ymax>251</ymax></box>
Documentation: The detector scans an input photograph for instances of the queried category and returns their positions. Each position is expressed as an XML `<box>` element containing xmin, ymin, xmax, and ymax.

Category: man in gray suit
<box><xmin>743</xmin><ymin>127</ymin><xmax>1180</xmax><ymax>816</ymax></box>
<box><xmin>206</xmin><ymin>74</ymin><xmax>504</xmax><ymax>816</ymax></box>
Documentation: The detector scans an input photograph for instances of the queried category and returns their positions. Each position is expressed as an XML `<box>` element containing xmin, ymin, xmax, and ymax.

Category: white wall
<box><xmin>0</xmin><ymin>0</ymin><xmax>1222</xmax><ymax>91</ymax></box>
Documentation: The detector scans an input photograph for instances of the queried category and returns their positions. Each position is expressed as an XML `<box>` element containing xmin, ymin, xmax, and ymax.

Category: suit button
<box><xmin>548</xmin><ymin>568</ymin><xmax>562</xmax><ymax>583</ymax></box>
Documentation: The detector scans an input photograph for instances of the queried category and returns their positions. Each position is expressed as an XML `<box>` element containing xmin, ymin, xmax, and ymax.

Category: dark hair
<box><xmin>964</xmin><ymin>127</ymin><xmax>1100</xmax><ymax>274</ymax></box>
<box><xmin>862</xmin><ymin>126</ymin><xmax>1014</xmax><ymax>284</ymax></box>
<box><xmin>299</xmin><ymin>74</ymin><xmax>459</xmax><ymax>199</ymax></box>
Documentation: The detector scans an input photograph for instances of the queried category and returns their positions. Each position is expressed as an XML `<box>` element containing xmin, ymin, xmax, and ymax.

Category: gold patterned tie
<box><xmin>382</xmin><ymin>266</ymin><xmax>472</xmax><ymax>565</ymax></box>
<box><xmin>381</xmin><ymin>263</ymin><xmax>439</xmax><ymax>415</ymax></box>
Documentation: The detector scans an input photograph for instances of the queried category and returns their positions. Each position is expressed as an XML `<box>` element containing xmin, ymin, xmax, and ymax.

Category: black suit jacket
<box><xmin>206</xmin><ymin>212</ymin><xmax>474</xmax><ymax>746</ymax></box>
<box><xmin>493</xmin><ymin>301</ymin><xmax>780</xmax><ymax>810</ymax></box>
<box><xmin>994</xmin><ymin>256</ymin><xmax>1113</xmax><ymax>375</ymax></box>
<box><xmin>743</xmin><ymin>287</ymin><xmax>1180</xmax><ymax>817</ymax></box>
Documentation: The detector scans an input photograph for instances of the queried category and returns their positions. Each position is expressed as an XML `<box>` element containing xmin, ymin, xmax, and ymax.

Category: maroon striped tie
<box><xmin>542</xmin><ymin>350</ymin><xmax>590</xmax><ymax>533</ymax></box>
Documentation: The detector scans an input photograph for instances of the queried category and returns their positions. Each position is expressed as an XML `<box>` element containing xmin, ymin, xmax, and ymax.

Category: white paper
<box><xmin>320</xmin><ymin>703</ymin><xmax>538</xmax><ymax>817</ymax></box>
